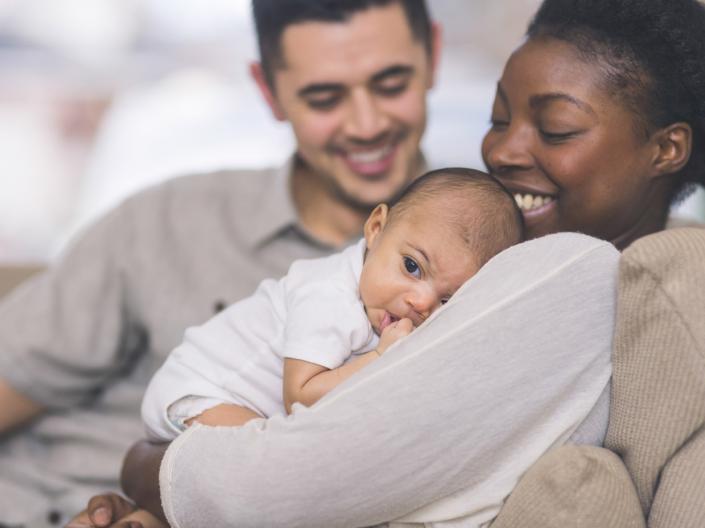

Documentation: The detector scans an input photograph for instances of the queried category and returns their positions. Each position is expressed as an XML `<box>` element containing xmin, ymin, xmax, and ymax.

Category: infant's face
<box><xmin>359</xmin><ymin>205</ymin><xmax>479</xmax><ymax>336</ymax></box>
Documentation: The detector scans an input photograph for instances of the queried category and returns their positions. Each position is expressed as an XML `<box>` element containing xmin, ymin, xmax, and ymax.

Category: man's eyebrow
<box><xmin>529</xmin><ymin>92</ymin><xmax>596</xmax><ymax>115</ymax></box>
<box><xmin>370</xmin><ymin>64</ymin><xmax>414</xmax><ymax>83</ymax></box>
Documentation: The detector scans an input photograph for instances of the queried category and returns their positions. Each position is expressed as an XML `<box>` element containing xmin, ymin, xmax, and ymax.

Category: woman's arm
<box><xmin>67</xmin><ymin>443</ymin><xmax>169</xmax><ymax>527</ymax></box>
<box><xmin>159</xmin><ymin>234</ymin><xmax>620</xmax><ymax>527</ymax></box>
<box><xmin>121</xmin><ymin>440</ymin><xmax>170</xmax><ymax>523</ymax></box>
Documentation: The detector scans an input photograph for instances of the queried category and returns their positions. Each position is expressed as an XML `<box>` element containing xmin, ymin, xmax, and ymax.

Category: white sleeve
<box><xmin>160</xmin><ymin>233</ymin><xmax>618</xmax><ymax>528</ymax></box>
<box><xmin>283</xmin><ymin>282</ymin><xmax>372</xmax><ymax>369</ymax></box>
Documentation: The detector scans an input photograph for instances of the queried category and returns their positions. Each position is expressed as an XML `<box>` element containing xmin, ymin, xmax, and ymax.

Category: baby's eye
<box><xmin>403</xmin><ymin>256</ymin><xmax>421</xmax><ymax>278</ymax></box>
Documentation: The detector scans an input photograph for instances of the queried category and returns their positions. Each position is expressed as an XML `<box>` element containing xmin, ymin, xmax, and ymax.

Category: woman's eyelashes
<box><xmin>539</xmin><ymin>129</ymin><xmax>580</xmax><ymax>143</ymax></box>
<box><xmin>403</xmin><ymin>256</ymin><xmax>421</xmax><ymax>278</ymax></box>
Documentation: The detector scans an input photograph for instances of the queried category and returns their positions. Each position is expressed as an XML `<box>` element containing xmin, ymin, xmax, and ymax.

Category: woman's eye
<box><xmin>539</xmin><ymin>130</ymin><xmax>579</xmax><ymax>144</ymax></box>
<box><xmin>403</xmin><ymin>256</ymin><xmax>421</xmax><ymax>277</ymax></box>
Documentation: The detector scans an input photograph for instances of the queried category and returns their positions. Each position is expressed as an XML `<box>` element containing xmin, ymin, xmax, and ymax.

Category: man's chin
<box><xmin>335</xmin><ymin>176</ymin><xmax>413</xmax><ymax>210</ymax></box>
<box><xmin>335</xmin><ymin>188</ymin><xmax>403</xmax><ymax>212</ymax></box>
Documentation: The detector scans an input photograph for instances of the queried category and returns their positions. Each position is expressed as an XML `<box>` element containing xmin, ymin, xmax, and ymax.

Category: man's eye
<box><xmin>375</xmin><ymin>82</ymin><xmax>408</xmax><ymax>97</ymax></box>
<box><xmin>403</xmin><ymin>256</ymin><xmax>421</xmax><ymax>277</ymax></box>
<box><xmin>440</xmin><ymin>297</ymin><xmax>449</xmax><ymax>305</ymax></box>
<box><xmin>306</xmin><ymin>96</ymin><xmax>340</xmax><ymax>110</ymax></box>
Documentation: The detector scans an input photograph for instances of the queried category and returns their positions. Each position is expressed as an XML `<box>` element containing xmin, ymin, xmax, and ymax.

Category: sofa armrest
<box><xmin>490</xmin><ymin>445</ymin><xmax>644</xmax><ymax>528</ymax></box>
<box><xmin>649</xmin><ymin>426</ymin><xmax>705</xmax><ymax>527</ymax></box>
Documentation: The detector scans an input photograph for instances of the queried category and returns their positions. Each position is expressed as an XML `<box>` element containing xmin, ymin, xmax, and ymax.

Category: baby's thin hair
<box><xmin>388</xmin><ymin>168</ymin><xmax>525</xmax><ymax>267</ymax></box>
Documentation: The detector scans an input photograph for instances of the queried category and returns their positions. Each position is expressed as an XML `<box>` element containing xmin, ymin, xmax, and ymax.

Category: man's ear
<box><xmin>427</xmin><ymin>22</ymin><xmax>443</xmax><ymax>90</ymax></box>
<box><xmin>249</xmin><ymin>62</ymin><xmax>286</xmax><ymax>121</ymax></box>
<box><xmin>364</xmin><ymin>204</ymin><xmax>389</xmax><ymax>249</ymax></box>
<box><xmin>651</xmin><ymin>122</ymin><xmax>692</xmax><ymax>176</ymax></box>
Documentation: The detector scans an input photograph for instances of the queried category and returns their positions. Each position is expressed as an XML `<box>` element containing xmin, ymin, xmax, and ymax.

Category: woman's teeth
<box><xmin>514</xmin><ymin>193</ymin><xmax>554</xmax><ymax>211</ymax></box>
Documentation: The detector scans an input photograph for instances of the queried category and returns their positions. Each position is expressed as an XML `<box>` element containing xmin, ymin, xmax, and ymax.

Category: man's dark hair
<box><xmin>528</xmin><ymin>0</ymin><xmax>705</xmax><ymax>204</ymax></box>
<box><xmin>252</xmin><ymin>0</ymin><xmax>432</xmax><ymax>89</ymax></box>
<box><xmin>388</xmin><ymin>168</ymin><xmax>525</xmax><ymax>268</ymax></box>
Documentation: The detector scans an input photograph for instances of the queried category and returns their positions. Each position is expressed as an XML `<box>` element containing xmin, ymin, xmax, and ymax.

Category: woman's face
<box><xmin>482</xmin><ymin>36</ymin><xmax>670</xmax><ymax>248</ymax></box>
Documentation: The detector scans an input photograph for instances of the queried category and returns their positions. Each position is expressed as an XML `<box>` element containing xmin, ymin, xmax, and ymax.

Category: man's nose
<box><xmin>482</xmin><ymin>124</ymin><xmax>534</xmax><ymax>175</ymax></box>
<box><xmin>344</xmin><ymin>89</ymin><xmax>390</xmax><ymax>141</ymax></box>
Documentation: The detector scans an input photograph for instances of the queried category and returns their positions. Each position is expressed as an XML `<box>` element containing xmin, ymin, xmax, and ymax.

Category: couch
<box><xmin>2</xmin><ymin>228</ymin><xmax>703</xmax><ymax>526</ymax></box>
<box><xmin>491</xmin><ymin>227</ymin><xmax>705</xmax><ymax>527</ymax></box>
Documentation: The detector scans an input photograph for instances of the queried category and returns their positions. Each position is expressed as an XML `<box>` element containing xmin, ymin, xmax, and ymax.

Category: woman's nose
<box><xmin>482</xmin><ymin>124</ymin><xmax>534</xmax><ymax>174</ymax></box>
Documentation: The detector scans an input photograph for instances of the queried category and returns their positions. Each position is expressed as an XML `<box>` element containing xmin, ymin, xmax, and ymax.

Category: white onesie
<box><xmin>142</xmin><ymin>238</ymin><xmax>378</xmax><ymax>440</ymax></box>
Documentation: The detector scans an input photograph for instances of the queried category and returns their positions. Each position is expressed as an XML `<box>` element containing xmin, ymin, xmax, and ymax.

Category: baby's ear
<box><xmin>364</xmin><ymin>204</ymin><xmax>389</xmax><ymax>248</ymax></box>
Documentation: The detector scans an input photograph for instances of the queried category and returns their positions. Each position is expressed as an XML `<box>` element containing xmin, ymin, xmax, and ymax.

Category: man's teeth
<box><xmin>348</xmin><ymin>145</ymin><xmax>392</xmax><ymax>164</ymax></box>
<box><xmin>514</xmin><ymin>193</ymin><xmax>554</xmax><ymax>211</ymax></box>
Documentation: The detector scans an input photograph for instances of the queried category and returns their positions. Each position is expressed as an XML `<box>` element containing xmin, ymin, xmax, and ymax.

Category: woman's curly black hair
<box><xmin>528</xmin><ymin>0</ymin><xmax>705</xmax><ymax>203</ymax></box>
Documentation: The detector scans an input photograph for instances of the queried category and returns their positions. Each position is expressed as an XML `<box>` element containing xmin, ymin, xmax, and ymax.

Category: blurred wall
<box><xmin>0</xmin><ymin>0</ymin><xmax>702</xmax><ymax>263</ymax></box>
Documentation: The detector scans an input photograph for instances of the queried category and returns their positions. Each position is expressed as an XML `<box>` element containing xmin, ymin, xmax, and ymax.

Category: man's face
<box><xmin>255</xmin><ymin>3</ymin><xmax>439</xmax><ymax>209</ymax></box>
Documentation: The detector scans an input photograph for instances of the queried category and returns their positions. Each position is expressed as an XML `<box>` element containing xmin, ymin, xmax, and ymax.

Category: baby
<box><xmin>142</xmin><ymin>168</ymin><xmax>524</xmax><ymax>439</ymax></box>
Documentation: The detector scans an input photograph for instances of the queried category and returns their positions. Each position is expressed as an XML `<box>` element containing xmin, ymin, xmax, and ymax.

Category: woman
<box><xmin>71</xmin><ymin>0</ymin><xmax>705</xmax><ymax>526</ymax></box>
<box><xmin>482</xmin><ymin>0</ymin><xmax>705</xmax><ymax>250</ymax></box>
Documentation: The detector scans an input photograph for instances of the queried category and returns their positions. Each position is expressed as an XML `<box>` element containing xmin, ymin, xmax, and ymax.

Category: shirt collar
<box><xmin>243</xmin><ymin>152</ymin><xmax>429</xmax><ymax>250</ymax></box>
<box><xmin>241</xmin><ymin>155</ymin><xmax>301</xmax><ymax>249</ymax></box>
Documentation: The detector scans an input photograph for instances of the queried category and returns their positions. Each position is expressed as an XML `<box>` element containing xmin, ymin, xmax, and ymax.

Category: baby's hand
<box><xmin>377</xmin><ymin>318</ymin><xmax>413</xmax><ymax>355</ymax></box>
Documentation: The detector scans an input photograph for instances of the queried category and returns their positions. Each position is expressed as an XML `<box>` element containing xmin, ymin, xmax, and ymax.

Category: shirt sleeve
<box><xmin>0</xmin><ymin>201</ymin><xmax>141</xmax><ymax>409</ymax></box>
<box><xmin>283</xmin><ymin>281</ymin><xmax>373</xmax><ymax>369</ymax></box>
<box><xmin>159</xmin><ymin>233</ymin><xmax>618</xmax><ymax>528</ymax></box>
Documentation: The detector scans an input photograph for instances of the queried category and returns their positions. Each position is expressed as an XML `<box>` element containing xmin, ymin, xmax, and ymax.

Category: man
<box><xmin>0</xmin><ymin>1</ymin><xmax>438</xmax><ymax>525</ymax></box>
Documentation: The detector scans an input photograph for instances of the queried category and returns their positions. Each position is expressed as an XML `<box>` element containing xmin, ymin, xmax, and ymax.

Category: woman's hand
<box><xmin>64</xmin><ymin>492</ymin><xmax>135</xmax><ymax>527</ymax></box>
<box><xmin>65</xmin><ymin>493</ymin><xmax>167</xmax><ymax>528</ymax></box>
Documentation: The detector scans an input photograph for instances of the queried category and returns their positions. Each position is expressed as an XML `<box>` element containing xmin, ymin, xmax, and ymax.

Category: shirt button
<box><xmin>47</xmin><ymin>510</ymin><xmax>62</xmax><ymax>524</ymax></box>
<box><xmin>213</xmin><ymin>300</ymin><xmax>227</xmax><ymax>313</ymax></box>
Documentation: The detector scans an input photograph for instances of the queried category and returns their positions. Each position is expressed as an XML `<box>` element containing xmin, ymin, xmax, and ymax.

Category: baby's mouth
<box><xmin>378</xmin><ymin>311</ymin><xmax>399</xmax><ymax>334</ymax></box>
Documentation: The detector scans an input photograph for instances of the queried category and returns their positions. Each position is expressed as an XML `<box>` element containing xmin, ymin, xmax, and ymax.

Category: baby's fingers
<box><xmin>397</xmin><ymin>318</ymin><xmax>414</xmax><ymax>332</ymax></box>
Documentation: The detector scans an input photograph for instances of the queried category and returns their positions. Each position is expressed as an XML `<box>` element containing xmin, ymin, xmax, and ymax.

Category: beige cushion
<box><xmin>490</xmin><ymin>445</ymin><xmax>644</xmax><ymax>528</ymax></box>
<box><xmin>492</xmin><ymin>227</ymin><xmax>705</xmax><ymax>527</ymax></box>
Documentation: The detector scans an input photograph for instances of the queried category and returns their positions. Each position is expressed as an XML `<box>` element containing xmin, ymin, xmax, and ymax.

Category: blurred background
<box><xmin>1</xmin><ymin>0</ymin><xmax>703</xmax><ymax>264</ymax></box>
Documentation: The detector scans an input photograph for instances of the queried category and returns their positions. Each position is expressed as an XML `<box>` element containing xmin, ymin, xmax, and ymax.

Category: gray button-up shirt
<box><xmin>0</xmin><ymin>157</ymin><xmax>344</xmax><ymax>526</ymax></box>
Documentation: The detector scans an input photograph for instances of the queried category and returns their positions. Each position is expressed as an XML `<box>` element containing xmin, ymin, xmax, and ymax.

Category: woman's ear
<box><xmin>364</xmin><ymin>204</ymin><xmax>389</xmax><ymax>249</ymax></box>
<box><xmin>651</xmin><ymin>122</ymin><xmax>692</xmax><ymax>176</ymax></box>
